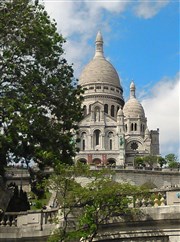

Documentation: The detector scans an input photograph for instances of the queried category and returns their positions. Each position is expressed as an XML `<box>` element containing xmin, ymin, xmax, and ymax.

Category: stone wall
<box><xmin>95</xmin><ymin>205</ymin><xmax>180</xmax><ymax>242</ymax></box>
<box><xmin>76</xmin><ymin>168</ymin><xmax>180</xmax><ymax>189</ymax></box>
<box><xmin>0</xmin><ymin>201</ymin><xmax>180</xmax><ymax>241</ymax></box>
<box><xmin>114</xmin><ymin>169</ymin><xmax>180</xmax><ymax>188</ymax></box>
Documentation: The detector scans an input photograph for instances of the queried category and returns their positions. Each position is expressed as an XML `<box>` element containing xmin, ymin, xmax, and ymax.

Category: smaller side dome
<box><xmin>123</xmin><ymin>82</ymin><xmax>145</xmax><ymax>118</ymax></box>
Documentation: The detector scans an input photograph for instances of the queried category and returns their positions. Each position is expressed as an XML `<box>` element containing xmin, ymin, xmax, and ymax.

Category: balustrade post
<box><xmin>6</xmin><ymin>216</ymin><xmax>10</xmax><ymax>226</ymax></box>
<box><xmin>154</xmin><ymin>198</ymin><xmax>159</xmax><ymax>207</ymax></box>
<box><xmin>11</xmin><ymin>217</ymin><xmax>17</xmax><ymax>227</ymax></box>
<box><xmin>160</xmin><ymin>197</ymin><xmax>165</xmax><ymax>206</ymax></box>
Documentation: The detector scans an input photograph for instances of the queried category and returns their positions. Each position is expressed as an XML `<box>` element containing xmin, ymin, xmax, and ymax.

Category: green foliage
<box><xmin>165</xmin><ymin>154</ymin><xmax>179</xmax><ymax>168</ymax></box>
<box><xmin>29</xmin><ymin>190</ymin><xmax>51</xmax><ymax>210</ymax></box>
<box><xmin>168</xmin><ymin>161</ymin><xmax>179</xmax><ymax>169</ymax></box>
<box><xmin>134</xmin><ymin>157</ymin><xmax>144</xmax><ymax>167</ymax></box>
<box><xmin>140</xmin><ymin>182</ymin><xmax>157</xmax><ymax>189</ymax></box>
<box><xmin>47</xmin><ymin>163</ymin><xmax>148</xmax><ymax>242</ymax></box>
<box><xmin>0</xmin><ymin>0</ymin><xmax>83</xmax><ymax>169</ymax></box>
<box><xmin>143</xmin><ymin>155</ymin><xmax>158</xmax><ymax>168</ymax></box>
<box><xmin>157</xmin><ymin>156</ymin><xmax>166</xmax><ymax>168</ymax></box>
<box><xmin>165</xmin><ymin>153</ymin><xmax>178</xmax><ymax>163</ymax></box>
<box><xmin>35</xmin><ymin>201</ymin><xmax>42</xmax><ymax>209</ymax></box>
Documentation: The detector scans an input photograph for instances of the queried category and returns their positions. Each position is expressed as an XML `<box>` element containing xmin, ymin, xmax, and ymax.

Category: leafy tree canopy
<box><xmin>165</xmin><ymin>154</ymin><xmax>178</xmax><ymax>163</ymax></box>
<box><xmin>165</xmin><ymin>154</ymin><xmax>179</xmax><ymax>169</ymax></box>
<box><xmin>47</xmin><ymin>163</ymin><xmax>148</xmax><ymax>242</ymax></box>
<box><xmin>157</xmin><ymin>156</ymin><xmax>166</xmax><ymax>168</ymax></box>
<box><xmin>134</xmin><ymin>157</ymin><xmax>144</xmax><ymax>167</ymax></box>
<box><xmin>0</xmin><ymin>0</ymin><xmax>83</xmax><ymax>169</ymax></box>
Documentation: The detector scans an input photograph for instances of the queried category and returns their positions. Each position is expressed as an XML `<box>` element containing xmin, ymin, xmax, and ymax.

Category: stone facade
<box><xmin>76</xmin><ymin>32</ymin><xmax>159</xmax><ymax>166</ymax></box>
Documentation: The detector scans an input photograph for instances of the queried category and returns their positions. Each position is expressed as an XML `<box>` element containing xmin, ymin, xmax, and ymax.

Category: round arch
<box><xmin>107</xmin><ymin>158</ymin><xmax>116</xmax><ymax>167</ymax></box>
<box><xmin>78</xmin><ymin>158</ymin><xmax>87</xmax><ymax>164</ymax></box>
<box><xmin>92</xmin><ymin>158</ymin><xmax>101</xmax><ymax>165</ymax></box>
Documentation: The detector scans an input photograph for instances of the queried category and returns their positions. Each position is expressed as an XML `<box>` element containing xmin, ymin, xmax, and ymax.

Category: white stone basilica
<box><xmin>75</xmin><ymin>32</ymin><xmax>159</xmax><ymax>166</ymax></box>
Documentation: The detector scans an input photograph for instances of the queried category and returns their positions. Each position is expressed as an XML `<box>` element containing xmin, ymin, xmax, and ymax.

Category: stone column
<box><xmin>102</xmin><ymin>134</ymin><xmax>105</xmax><ymax>150</ymax></box>
<box><xmin>90</xmin><ymin>134</ymin><xmax>93</xmax><ymax>149</ymax></box>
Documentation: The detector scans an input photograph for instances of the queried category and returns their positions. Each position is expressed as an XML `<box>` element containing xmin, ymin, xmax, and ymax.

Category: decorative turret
<box><xmin>117</xmin><ymin>108</ymin><xmax>124</xmax><ymax>130</ymax></box>
<box><xmin>94</xmin><ymin>31</ymin><xmax>104</xmax><ymax>59</ymax></box>
<box><xmin>130</xmin><ymin>81</ymin><xmax>136</xmax><ymax>98</ymax></box>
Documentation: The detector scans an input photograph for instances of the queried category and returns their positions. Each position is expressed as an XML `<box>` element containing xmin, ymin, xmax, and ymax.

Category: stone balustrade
<box><xmin>0</xmin><ymin>212</ymin><xmax>17</xmax><ymax>227</ymax></box>
<box><xmin>0</xmin><ymin>208</ymin><xmax>58</xmax><ymax>228</ymax></box>
<box><xmin>90</xmin><ymin>164</ymin><xmax>180</xmax><ymax>172</ymax></box>
<box><xmin>0</xmin><ymin>190</ymin><xmax>176</xmax><ymax>228</ymax></box>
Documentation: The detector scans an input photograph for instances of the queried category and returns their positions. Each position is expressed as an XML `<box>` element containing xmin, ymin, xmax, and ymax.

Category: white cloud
<box><xmin>42</xmin><ymin>0</ymin><xmax>170</xmax><ymax>77</ymax></box>
<box><xmin>133</xmin><ymin>0</ymin><xmax>170</xmax><ymax>19</ymax></box>
<box><xmin>141</xmin><ymin>73</ymin><xmax>180</xmax><ymax>157</ymax></box>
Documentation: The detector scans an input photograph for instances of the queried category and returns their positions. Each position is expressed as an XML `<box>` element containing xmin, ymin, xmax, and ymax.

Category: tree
<box><xmin>134</xmin><ymin>157</ymin><xmax>144</xmax><ymax>168</ymax></box>
<box><xmin>47</xmin><ymin>163</ymin><xmax>148</xmax><ymax>242</ymax></box>
<box><xmin>0</xmin><ymin>0</ymin><xmax>83</xmax><ymax>169</ymax></box>
<box><xmin>165</xmin><ymin>153</ymin><xmax>178</xmax><ymax>163</ymax></box>
<box><xmin>157</xmin><ymin>156</ymin><xmax>166</xmax><ymax>168</ymax></box>
<box><xmin>165</xmin><ymin>154</ymin><xmax>179</xmax><ymax>169</ymax></box>
<box><xmin>143</xmin><ymin>155</ymin><xmax>157</xmax><ymax>168</ymax></box>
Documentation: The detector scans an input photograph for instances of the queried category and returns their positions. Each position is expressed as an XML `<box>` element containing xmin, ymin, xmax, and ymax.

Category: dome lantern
<box><xmin>94</xmin><ymin>31</ymin><xmax>104</xmax><ymax>59</ymax></box>
<box><xmin>130</xmin><ymin>81</ymin><xmax>136</xmax><ymax>99</ymax></box>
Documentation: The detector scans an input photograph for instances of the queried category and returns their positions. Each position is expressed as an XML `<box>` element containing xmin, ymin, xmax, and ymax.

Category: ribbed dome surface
<box><xmin>123</xmin><ymin>97</ymin><xmax>145</xmax><ymax>118</ymax></box>
<box><xmin>79</xmin><ymin>58</ymin><xmax>121</xmax><ymax>87</ymax></box>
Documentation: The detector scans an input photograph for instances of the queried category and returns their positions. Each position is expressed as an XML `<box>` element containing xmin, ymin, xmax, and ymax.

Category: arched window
<box><xmin>125</xmin><ymin>124</ymin><xmax>127</xmax><ymax>132</ymax></box>
<box><xmin>111</xmin><ymin>105</ymin><xmax>115</xmax><ymax>117</ymax></box>
<box><xmin>81</xmin><ymin>132</ymin><xmax>86</xmax><ymax>150</ymax></box>
<box><xmin>83</xmin><ymin>105</ymin><xmax>87</xmax><ymax>116</ymax></box>
<box><xmin>131</xmin><ymin>123</ymin><xmax>134</xmax><ymax>131</ymax></box>
<box><xmin>94</xmin><ymin>130</ymin><xmax>100</xmax><ymax>146</ymax></box>
<box><xmin>110</xmin><ymin>139</ymin><xmax>112</xmax><ymax>150</ymax></box>
<box><xmin>107</xmin><ymin>159</ymin><xmax>116</xmax><ymax>167</ymax></box>
<box><xmin>108</xmin><ymin>132</ymin><xmax>113</xmax><ymax>150</ymax></box>
<box><xmin>79</xmin><ymin>159</ymin><xmax>87</xmax><ymax>164</ymax></box>
<box><xmin>104</xmin><ymin>104</ymin><xmax>108</xmax><ymax>114</ymax></box>
<box><xmin>82</xmin><ymin>140</ymin><xmax>85</xmax><ymax>150</ymax></box>
<box><xmin>135</xmin><ymin>123</ymin><xmax>137</xmax><ymax>131</ymax></box>
<box><xmin>94</xmin><ymin>107</ymin><xmax>100</xmax><ymax>121</ymax></box>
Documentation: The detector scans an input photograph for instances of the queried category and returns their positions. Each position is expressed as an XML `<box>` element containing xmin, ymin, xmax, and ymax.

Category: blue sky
<box><xmin>43</xmin><ymin>0</ymin><xmax>179</xmax><ymax>158</ymax></box>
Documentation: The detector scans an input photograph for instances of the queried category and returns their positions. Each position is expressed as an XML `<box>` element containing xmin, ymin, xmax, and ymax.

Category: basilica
<box><xmin>76</xmin><ymin>32</ymin><xmax>159</xmax><ymax>166</ymax></box>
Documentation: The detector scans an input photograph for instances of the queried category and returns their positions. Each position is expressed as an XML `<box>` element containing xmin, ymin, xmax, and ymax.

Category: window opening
<box><xmin>104</xmin><ymin>104</ymin><xmax>108</xmax><ymax>114</ymax></box>
<box><xmin>111</xmin><ymin>105</ymin><xmax>115</xmax><ymax>117</ymax></box>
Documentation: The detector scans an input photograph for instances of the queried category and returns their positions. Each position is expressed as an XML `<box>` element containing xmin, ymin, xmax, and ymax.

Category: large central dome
<box><xmin>79</xmin><ymin>58</ymin><xmax>121</xmax><ymax>87</ymax></box>
<box><xmin>79</xmin><ymin>32</ymin><xmax>122</xmax><ymax>89</ymax></box>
